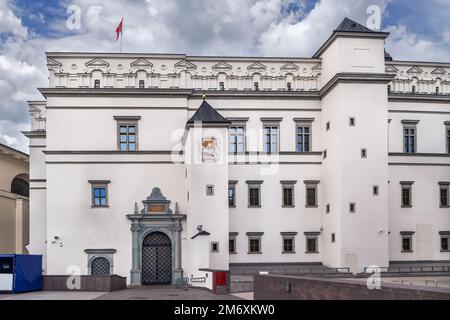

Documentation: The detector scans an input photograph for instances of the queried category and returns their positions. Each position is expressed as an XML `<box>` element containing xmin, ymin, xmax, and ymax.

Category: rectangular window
<box><xmin>282</xmin><ymin>237</ymin><xmax>295</xmax><ymax>253</ymax></box>
<box><xmin>326</xmin><ymin>122</ymin><xmax>330</xmax><ymax>131</ymax></box>
<box><xmin>228</xmin><ymin>184</ymin><xmax>236</xmax><ymax>207</ymax></box>
<box><xmin>323</xmin><ymin>150</ymin><xmax>327</xmax><ymax>159</ymax></box>
<box><xmin>387</xmin><ymin>85</ymin><xmax>391</xmax><ymax>93</ymax></box>
<box><xmin>305</xmin><ymin>185</ymin><xmax>317</xmax><ymax>207</ymax></box>
<box><xmin>402</xmin><ymin>236</ymin><xmax>412</xmax><ymax>252</ymax></box>
<box><xmin>401</xmin><ymin>183</ymin><xmax>413</xmax><ymax>207</ymax></box>
<box><xmin>441</xmin><ymin>235</ymin><xmax>450</xmax><ymax>252</ymax></box>
<box><xmin>229</xmin><ymin>238</ymin><xmax>236</xmax><ymax>254</ymax></box>
<box><xmin>206</xmin><ymin>185</ymin><xmax>214</xmax><ymax>196</ymax></box>
<box><xmin>211</xmin><ymin>242</ymin><xmax>219</xmax><ymax>253</ymax></box>
<box><xmin>115</xmin><ymin>116</ymin><xmax>141</xmax><ymax>152</ymax></box>
<box><xmin>306</xmin><ymin>237</ymin><xmax>318</xmax><ymax>253</ymax></box>
<box><xmin>361</xmin><ymin>148</ymin><xmax>367</xmax><ymax>158</ymax></box>
<box><xmin>264</xmin><ymin>126</ymin><xmax>279</xmax><ymax>153</ymax></box>
<box><xmin>440</xmin><ymin>184</ymin><xmax>449</xmax><ymax>208</ymax></box>
<box><xmin>89</xmin><ymin>180</ymin><xmax>110</xmax><ymax>208</ymax></box>
<box><xmin>248</xmin><ymin>238</ymin><xmax>261</xmax><ymax>254</ymax></box>
<box><xmin>219</xmin><ymin>82</ymin><xmax>225</xmax><ymax>90</ymax></box>
<box><xmin>349</xmin><ymin>117</ymin><xmax>355</xmax><ymax>126</ymax></box>
<box><xmin>436</xmin><ymin>86</ymin><xmax>440</xmax><ymax>95</ymax></box>
<box><xmin>296</xmin><ymin>125</ymin><xmax>311</xmax><ymax>152</ymax></box>
<box><xmin>403</xmin><ymin>125</ymin><xmax>416</xmax><ymax>153</ymax></box>
<box><xmin>139</xmin><ymin>80</ymin><xmax>145</xmax><ymax>89</ymax></box>
<box><xmin>249</xmin><ymin>187</ymin><xmax>260</xmax><ymax>207</ymax></box>
<box><xmin>349</xmin><ymin>203</ymin><xmax>356</xmax><ymax>213</ymax></box>
<box><xmin>326</xmin><ymin>204</ymin><xmax>330</xmax><ymax>213</ymax></box>
<box><xmin>229</xmin><ymin>126</ymin><xmax>245</xmax><ymax>154</ymax></box>
<box><xmin>282</xmin><ymin>186</ymin><xmax>294</xmax><ymax>207</ymax></box>
<box><xmin>446</xmin><ymin>125</ymin><xmax>450</xmax><ymax>154</ymax></box>
<box><xmin>94</xmin><ymin>80</ymin><xmax>100</xmax><ymax>88</ymax></box>
<box><xmin>287</xmin><ymin>82</ymin><xmax>292</xmax><ymax>91</ymax></box>
<box><xmin>412</xmin><ymin>85</ymin><xmax>416</xmax><ymax>94</ymax></box>
<box><xmin>254</xmin><ymin>82</ymin><xmax>259</xmax><ymax>91</ymax></box>
<box><xmin>331</xmin><ymin>233</ymin><xmax>336</xmax><ymax>243</ymax></box>
<box><xmin>373</xmin><ymin>185</ymin><xmax>379</xmax><ymax>196</ymax></box>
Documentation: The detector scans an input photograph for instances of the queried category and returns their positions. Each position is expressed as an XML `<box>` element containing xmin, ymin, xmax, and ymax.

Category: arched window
<box><xmin>11</xmin><ymin>177</ymin><xmax>29</xmax><ymax>197</ymax></box>
<box><xmin>91</xmin><ymin>257</ymin><xmax>111</xmax><ymax>275</ymax></box>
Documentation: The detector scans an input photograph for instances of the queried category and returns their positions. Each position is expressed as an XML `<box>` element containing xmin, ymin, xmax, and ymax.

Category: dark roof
<box><xmin>187</xmin><ymin>100</ymin><xmax>231</xmax><ymax>125</ymax></box>
<box><xmin>334</xmin><ymin>17</ymin><xmax>377</xmax><ymax>33</ymax></box>
<box><xmin>384</xmin><ymin>50</ymin><xmax>393</xmax><ymax>61</ymax></box>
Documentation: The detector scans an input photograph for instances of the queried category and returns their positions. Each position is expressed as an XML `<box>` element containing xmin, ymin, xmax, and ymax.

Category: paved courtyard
<box><xmin>0</xmin><ymin>285</ymin><xmax>244</xmax><ymax>300</ymax></box>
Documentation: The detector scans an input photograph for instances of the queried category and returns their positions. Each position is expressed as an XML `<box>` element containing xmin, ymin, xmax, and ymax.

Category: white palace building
<box><xmin>25</xmin><ymin>18</ymin><xmax>450</xmax><ymax>290</ymax></box>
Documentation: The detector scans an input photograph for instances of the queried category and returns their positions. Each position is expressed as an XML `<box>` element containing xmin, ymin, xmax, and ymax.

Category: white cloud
<box><xmin>0</xmin><ymin>0</ymin><xmax>449</xmax><ymax>153</ymax></box>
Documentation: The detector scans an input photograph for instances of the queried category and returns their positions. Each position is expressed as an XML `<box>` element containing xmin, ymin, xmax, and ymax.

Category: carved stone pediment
<box><xmin>141</xmin><ymin>187</ymin><xmax>172</xmax><ymax>214</ymax></box>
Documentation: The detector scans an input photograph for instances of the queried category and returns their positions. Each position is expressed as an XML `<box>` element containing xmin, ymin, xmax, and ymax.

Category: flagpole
<box><xmin>120</xmin><ymin>18</ymin><xmax>123</xmax><ymax>53</ymax></box>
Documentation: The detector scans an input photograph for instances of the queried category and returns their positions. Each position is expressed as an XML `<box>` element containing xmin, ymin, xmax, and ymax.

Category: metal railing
<box><xmin>364</xmin><ymin>265</ymin><xmax>450</xmax><ymax>273</ymax></box>
<box><xmin>233</xmin><ymin>267</ymin><xmax>351</xmax><ymax>276</ymax></box>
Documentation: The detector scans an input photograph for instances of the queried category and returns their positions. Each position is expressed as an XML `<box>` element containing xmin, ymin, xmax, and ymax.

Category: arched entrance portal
<box><xmin>141</xmin><ymin>232</ymin><xmax>172</xmax><ymax>285</ymax></box>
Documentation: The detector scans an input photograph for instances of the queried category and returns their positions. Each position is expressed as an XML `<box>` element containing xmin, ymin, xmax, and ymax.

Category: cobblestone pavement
<box><xmin>95</xmin><ymin>285</ymin><xmax>243</xmax><ymax>300</ymax></box>
<box><xmin>0</xmin><ymin>291</ymin><xmax>106</xmax><ymax>300</ymax></box>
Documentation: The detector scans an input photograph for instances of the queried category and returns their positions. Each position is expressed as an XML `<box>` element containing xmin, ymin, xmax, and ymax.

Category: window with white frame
<box><xmin>229</xmin><ymin>232</ymin><xmax>238</xmax><ymax>254</ymax></box>
<box><xmin>440</xmin><ymin>232</ymin><xmax>450</xmax><ymax>252</ymax></box>
<box><xmin>247</xmin><ymin>180</ymin><xmax>262</xmax><ymax>207</ymax></box>
<box><xmin>305</xmin><ymin>232</ymin><xmax>319</xmax><ymax>253</ymax></box>
<box><xmin>263</xmin><ymin>125</ymin><xmax>279</xmax><ymax>153</ymax></box>
<box><xmin>281</xmin><ymin>180</ymin><xmax>296</xmax><ymax>207</ymax></box>
<box><xmin>295</xmin><ymin>122</ymin><xmax>311</xmax><ymax>153</ymax></box>
<box><xmin>247</xmin><ymin>232</ymin><xmax>263</xmax><ymax>254</ymax></box>
<box><xmin>400</xmin><ymin>181</ymin><xmax>414</xmax><ymax>208</ymax></box>
<box><xmin>281</xmin><ymin>232</ymin><xmax>297</xmax><ymax>253</ymax></box>
<box><xmin>114</xmin><ymin>116</ymin><xmax>141</xmax><ymax>151</ymax></box>
<box><xmin>229</xmin><ymin>126</ymin><xmax>246</xmax><ymax>154</ymax></box>
<box><xmin>439</xmin><ymin>182</ymin><xmax>449</xmax><ymax>208</ymax></box>
<box><xmin>403</xmin><ymin>120</ymin><xmax>419</xmax><ymax>153</ymax></box>
<box><xmin>304</xmin><ymin>180</ymin><xmax>319</xmax><ymax>207</ymax></box>
<box><xmin>89</xmin><ymin>180</ymin><xmax>110</xmax><ymax>208</ymax></box>
<box><xmin>401</xmin><ymin>232</ymin><xmax>414</xmax><ymax>252</ymax></box>
<box><xmin>211</xmin><ymin>242</ymin><xmax>219</xmax><ymax>253</ymax></box>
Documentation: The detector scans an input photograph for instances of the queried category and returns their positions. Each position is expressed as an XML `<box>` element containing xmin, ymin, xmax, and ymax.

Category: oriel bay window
<box><xmin>114</xmin><ymin>116</ymin><xmax>141</xmax><ymax>151</ymax></box>
<box><xmin>261</xmin><ymin>118</ymin><xmax>282</xmax><ymax>153</ymax></box>
<box><xmin>247</xmin><ymin>180</ymin><xmax>263</xmax><ymax>208</ymax></box>
<box><xmin>402</xmin><ymin>120</ymin><xmax>419</xmax><ymax>153</ymax></box>
<box><xmin>294</xmin><ymin>118</ymin><xmax>314</xmax><ymax>153</ymax></box>
<box><xmin>89</xmin><ymin>180</ymin><xmax>110</xmax><ymax>208</ymax></box>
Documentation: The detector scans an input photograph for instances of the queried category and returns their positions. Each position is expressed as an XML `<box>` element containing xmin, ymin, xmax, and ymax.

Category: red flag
<box><xmin>115</xmin><ymin>18</ymin><xmax>123</xmax><ymax>41</ymax></box>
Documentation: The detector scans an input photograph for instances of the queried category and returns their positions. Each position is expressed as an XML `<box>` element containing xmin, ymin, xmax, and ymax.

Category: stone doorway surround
<box><xmin>127</xmin><ymin>187</ymin><xmax>185</xmax><ymax>285</ymax></box>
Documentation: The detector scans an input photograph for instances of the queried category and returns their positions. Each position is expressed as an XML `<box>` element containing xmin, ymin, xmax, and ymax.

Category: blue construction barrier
<box><xmin>0</xmin><ymin>254</ymin><xmax>42</xmax><ymax>293</ymax></box>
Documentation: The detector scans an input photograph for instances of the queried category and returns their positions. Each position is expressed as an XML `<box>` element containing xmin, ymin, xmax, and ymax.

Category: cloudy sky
<box><xmin>0</xmin><ymin>0</ymin><xmax>449</xmax><ymax>152</ymax></box>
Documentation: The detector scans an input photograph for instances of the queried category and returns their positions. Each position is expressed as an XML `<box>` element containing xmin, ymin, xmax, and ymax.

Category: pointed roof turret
<box><xmin>334</xmin><ymin>17</ymin><xmax>375</xmax><ymax>33</ymax></box>
<box><xmin>313</xmin><ymin>17</ymin><xmax>389</xmax><ymax>58</ymax></box>
<box><xmin>187</xmin><ymin>98</ymin><xmax>231</xmax><ymax>127</ymax></box>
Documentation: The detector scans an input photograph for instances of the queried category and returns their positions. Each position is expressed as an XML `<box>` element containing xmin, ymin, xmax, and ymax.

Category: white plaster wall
<box><xmin>45</xmin><ymin>163</ymin><xmax>186</xmax><ymax>281</ymax></box>
<box><xmin>229</xmin><ymin>164</ymin><xmax>322</xmax><ymax>263</ymax></box>
<box><xmin>388</xmin><ymin>166</ymin><xmax>450</xmax><ymax>262</ymax></box>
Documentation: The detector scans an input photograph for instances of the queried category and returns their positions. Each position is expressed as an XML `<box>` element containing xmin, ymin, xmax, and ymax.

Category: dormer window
<box><xmin>94</xmin><ymin>80</ymin><xmax>100</xmax><ymax>89</ymax></box>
